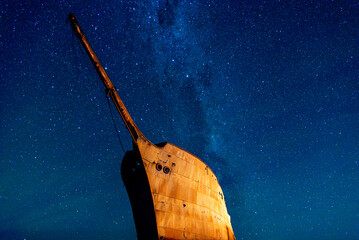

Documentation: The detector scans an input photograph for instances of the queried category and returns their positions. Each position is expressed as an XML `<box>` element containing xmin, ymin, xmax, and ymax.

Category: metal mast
<box><xmin>68</xmin><ymin>14</ymin><xmax>143</xmax><ymax>143</ymax></box>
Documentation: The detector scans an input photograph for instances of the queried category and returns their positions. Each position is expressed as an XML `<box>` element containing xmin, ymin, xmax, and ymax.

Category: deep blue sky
<box><xmin>1</xmin><ymin>1</ymin><xmax>359</xmax><ymax>239</ymax></box>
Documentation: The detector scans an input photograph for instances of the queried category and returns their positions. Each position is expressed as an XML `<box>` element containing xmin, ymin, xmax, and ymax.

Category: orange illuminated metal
<box><xmin>68</xmin><ymin>14</ymin><xmax>236</xmax><ymax>240</ymax></box>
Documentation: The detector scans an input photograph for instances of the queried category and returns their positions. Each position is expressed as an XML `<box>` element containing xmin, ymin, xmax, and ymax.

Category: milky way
<box><xmin>1</xmin><ymin>1</ymin><xmax>359</xmax><ymax>239</ymax></box>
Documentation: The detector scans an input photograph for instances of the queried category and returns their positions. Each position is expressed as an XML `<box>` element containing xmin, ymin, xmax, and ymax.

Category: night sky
<box><xmin>1</xmin><ymin>1</ymin><xmax>359</xmax><ymax>239</ymax></box>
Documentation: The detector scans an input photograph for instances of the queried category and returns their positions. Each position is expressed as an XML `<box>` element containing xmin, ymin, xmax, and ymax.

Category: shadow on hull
<box><xmin>121</xmin><ymin>148</ymin><xmax>159</xmax><ymax>240</ymax></box>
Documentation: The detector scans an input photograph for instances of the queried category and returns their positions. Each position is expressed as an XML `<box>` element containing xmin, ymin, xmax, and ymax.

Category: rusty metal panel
<box><xmin>137</xmin><ymin>138</ymin><xmax>235</xmax><ymax>240</ymax></box>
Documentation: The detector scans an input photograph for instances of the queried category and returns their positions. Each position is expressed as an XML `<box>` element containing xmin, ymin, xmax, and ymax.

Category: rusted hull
<box><xmin>122</xmin><ymin>137</ymin><xmax>235</xmax><ymax>240</ymax></box>
<box><xmin>68</xmin><ymin>14</ymin><xmax>235</xmax><ymax>240</ymax></box>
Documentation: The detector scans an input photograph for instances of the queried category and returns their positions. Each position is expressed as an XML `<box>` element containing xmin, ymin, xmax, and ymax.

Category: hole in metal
<box><xmin>163</xmin><ymin>166</ymin><xmax>170</xmax><ymax>174</ymax></box>
<box><xmin>156</xmin><ymin>163</ymin><xmax>162</xmax><ymax>171</ymax></box>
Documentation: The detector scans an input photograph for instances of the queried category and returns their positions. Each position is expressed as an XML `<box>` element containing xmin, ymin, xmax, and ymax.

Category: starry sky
<box><xmin>1</xmin><ymin>0</ymin><xmax>359</xmax><ymax>239</ymax></box>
